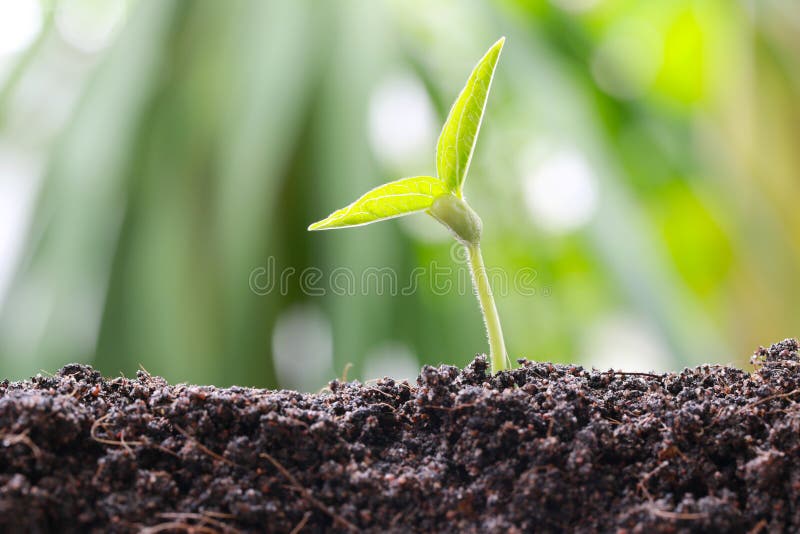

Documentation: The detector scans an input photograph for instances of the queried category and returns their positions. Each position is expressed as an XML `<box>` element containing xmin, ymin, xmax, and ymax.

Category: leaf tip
<box><xmin>488</xmin><ymin>36</ymin><xmax>506</xmax><ymax>57</ymax></box>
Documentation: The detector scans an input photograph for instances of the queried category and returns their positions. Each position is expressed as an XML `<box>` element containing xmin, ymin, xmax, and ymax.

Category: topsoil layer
<box><xmin>2</xmin><ymin>340</ymin><xmax>800</xmax><ymax>533</ymax></box>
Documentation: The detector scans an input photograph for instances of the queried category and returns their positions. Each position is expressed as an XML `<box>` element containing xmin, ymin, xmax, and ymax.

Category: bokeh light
<box><xmin>0</xmin><ymin>0</ymin><xmax>798</xmax><ymax>387</ymax></box>
<box><xmin>56</xmin><ymin>0</ymin><xmax>127</xmax><ymax>53</ymax></box>
<box><xmin>271</xmin><ymin>304</ymin><xmax>334</xmax><ymax>391</ymax></box>
<box><xmin>362</xmin><ymin>342</ymin><xmax>420</xmax><ymax>383</ymax></box>
<box><xmin>0</xmin><ymin>0</ymin><xmax>42</xmax><ymax>57</ymax></box>
<box><xmin>521</xmin><ymin>147</ymin><xmax>599</xmax><ymax>234</ymax></box>
<box><xmin>368</xmin><ymin>71</ymin><xmax>437</xmax><ymax>169</ymax></box>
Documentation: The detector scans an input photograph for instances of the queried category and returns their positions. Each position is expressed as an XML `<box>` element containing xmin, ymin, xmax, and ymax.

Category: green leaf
<box><xmin>436</xmin><ymin>37</ymin><xmax>505</xmax><ymax>195</ymax></box>
<box><xmin>308</xmin><ymin>176</ymin><xmax>446</xmax><ymax>231</ymax></box>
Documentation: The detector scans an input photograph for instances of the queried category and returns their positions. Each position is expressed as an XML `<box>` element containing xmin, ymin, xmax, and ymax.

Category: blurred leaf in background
<box><xmin>0</xmin><ymin>0</ymin><xmax>798</xmax><ymax>389</ymax></box>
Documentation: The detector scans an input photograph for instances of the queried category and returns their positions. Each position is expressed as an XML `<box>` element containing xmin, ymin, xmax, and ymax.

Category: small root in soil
<box><xmin>259</xmin><ymin>451</ymin><xmax>359</xmax><ymax>532</ymax></box>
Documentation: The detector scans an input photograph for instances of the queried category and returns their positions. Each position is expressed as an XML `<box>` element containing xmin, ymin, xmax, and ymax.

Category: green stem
<box><xmin>466</xmin><ymin>243</ymin><xmax>509</xmax><ymax>372</ymax></box>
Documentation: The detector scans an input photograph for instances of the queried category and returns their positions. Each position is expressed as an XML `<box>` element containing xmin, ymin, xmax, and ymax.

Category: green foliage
<box><xmin>308</xmin><ymin>176</ymin><xmax>445</xmax><ymax>230</ymax></box>
<box><xmin>436</xmin><ymin>37</ymin><xmax>504</xmax><ymax>196</ymax></box>
<box><xmin>309</xmin><ymin>38</ymin><xmax>505</xmax><ymax>237</ymax></box>
<box><xmin>310</xmin><ymin>38</ymin><xmax>510</xmax><ymax>371</ymax></box>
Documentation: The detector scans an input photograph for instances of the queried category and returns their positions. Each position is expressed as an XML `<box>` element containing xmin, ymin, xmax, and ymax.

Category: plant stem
<box><xmin>466</xmin><ymin>243</ymin><xmax>509</xmax><ymax>372</ymax></box>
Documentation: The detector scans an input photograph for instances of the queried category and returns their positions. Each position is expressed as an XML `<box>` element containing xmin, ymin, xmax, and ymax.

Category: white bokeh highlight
<box><xmin>368</xmin><ymin>71</ymin><xmax>436</xmax><ymax>168</ymax></box>
<box><xmin>0</xmin><ymin>0</ymin><xmax>42</xmax><ymax>57</ymax></box>
<box><xmin>583</xmin><ymin>314</ymin><xmax>673</xmax><ymax>372</ymax></box>
<box><xmin>271</xmin><ymin>304</ymin><xmax>334</xmax><ymax>391</ymax></box>
<box><xmin>521</xmin><ymin>147</ymin><xmax>599</xmax><ymax>234</ymax></box>
<box><xmin>56</xmin><ymin>0</ymin><xmax>127</xmax><ymax>53</ymax></box>
<box><xmin>0</xmin><ymin>145</ymin><xmax>42</xmax><ymax>307</ymax></box>
<box><xmin>362</xmin><ymin>342</ymin><xmax>420</xmax><ymax>383</ymax></box>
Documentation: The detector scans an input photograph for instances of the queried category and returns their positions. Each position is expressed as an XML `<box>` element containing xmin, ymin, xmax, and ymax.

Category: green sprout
<box><xmin>309</xmin><ymin>38</ymin><xmax>510</xmax><ymax>372</ymax></box>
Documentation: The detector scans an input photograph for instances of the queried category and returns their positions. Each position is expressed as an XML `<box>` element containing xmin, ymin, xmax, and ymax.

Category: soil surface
<box><xmin>2</xmin><ymin>340</ymin><xmax>800</xmax><ymax>533</ymax></box>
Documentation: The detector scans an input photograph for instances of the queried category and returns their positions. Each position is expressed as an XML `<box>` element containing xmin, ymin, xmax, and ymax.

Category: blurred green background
<box><xmin>0</xmin><ymin>0</ymin><xmax>798</xmax><ymax>389</ymax></box>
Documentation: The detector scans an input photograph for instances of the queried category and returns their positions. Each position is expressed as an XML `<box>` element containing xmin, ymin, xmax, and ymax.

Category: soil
<box><xmin>1</xmin><ymin>339</ymin><xmax>800</xmax><ymax>533</ymax></box>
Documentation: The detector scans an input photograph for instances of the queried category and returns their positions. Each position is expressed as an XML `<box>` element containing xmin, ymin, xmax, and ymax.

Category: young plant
<box><xmin>309</xmin><ymin>38</ymin><xmax>510</xmax><ymax>371</ymax></box>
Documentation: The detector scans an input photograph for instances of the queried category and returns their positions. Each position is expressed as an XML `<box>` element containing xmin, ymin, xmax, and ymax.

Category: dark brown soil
<box><xmin>2</xmin><ymin>339</ymin><xmax>800</xmax><ymax>533</ymax></box>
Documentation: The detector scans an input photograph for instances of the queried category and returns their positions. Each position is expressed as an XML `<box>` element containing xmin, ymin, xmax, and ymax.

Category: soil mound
<box><xmin>1</xmin><ymin>339</ymin><xmax>800</xmax><ymax>532</ymax></box>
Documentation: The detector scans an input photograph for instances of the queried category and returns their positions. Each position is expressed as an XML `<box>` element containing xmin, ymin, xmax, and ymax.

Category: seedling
<box><xmin>309</xmin><ymin>38</ymin><xmax>510</xmax><ymax>371</ymax></box>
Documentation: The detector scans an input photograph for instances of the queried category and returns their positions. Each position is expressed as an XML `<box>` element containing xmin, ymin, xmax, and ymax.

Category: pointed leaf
<box><xmin>436</xmin><ymin>37</ymin><xmax>505</xmax><ymax>195</ymax></box>
<box><xmin>308</xmin><ymin>176</ymin><xmax>446</xmax><ymax>231</ymax></box>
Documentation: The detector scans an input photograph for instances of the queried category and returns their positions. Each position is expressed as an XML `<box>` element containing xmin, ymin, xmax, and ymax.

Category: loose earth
<box><xmin>2</xmin><ymin>339</ymin><xmax>800</xmax><ymax>532</ymax></box>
